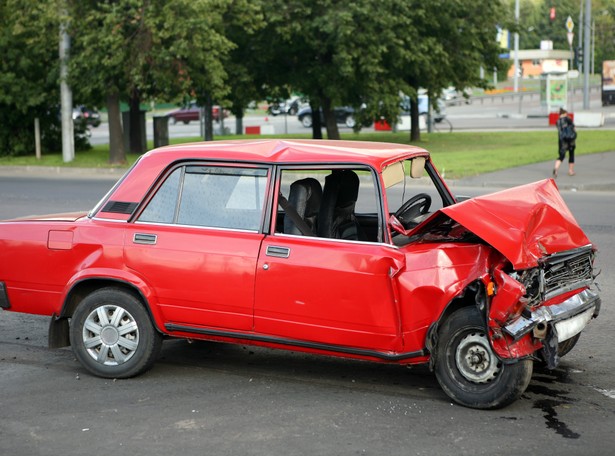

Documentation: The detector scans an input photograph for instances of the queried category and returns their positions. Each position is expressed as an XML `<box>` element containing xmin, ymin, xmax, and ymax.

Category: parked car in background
<box><xmin>72</xmin><ymin>105</ymin><xmax>101</xmax><ymax>127</ymax></box>
<box><xmin>267</xmin><ymin>97</ymin><xmax>303</xmax><ymax>116</ymax></box>
<box><xmin>297</xmin><ymin>106</ymin><xmax>372</xmax><ymax>128</ymax></box>
<box><xmin>400</xmin><ymin>95</ymin><xmax>446</xmax><ymax>123</ymax></box>
<box><xmin>166</xmin><ymin>102</ymin><xmax>228</xmax><ymax>124</ymax></box>
<box><xmin>0</xmin><ymin>139</ymin><xmax>600</xmax><ymax>409</ymax></box>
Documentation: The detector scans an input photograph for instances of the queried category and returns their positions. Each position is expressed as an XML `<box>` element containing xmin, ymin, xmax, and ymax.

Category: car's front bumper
<box><xmin>503</xmin><ymin>289</ymin><xmax>601</xmax><ymax>342</ymax></box>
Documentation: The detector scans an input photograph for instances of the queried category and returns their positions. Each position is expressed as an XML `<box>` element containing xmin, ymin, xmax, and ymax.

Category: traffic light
<box><xmin>574</xmin><ymin>46</ymin><xmax>584</xmax><ymax>69</ymax></box>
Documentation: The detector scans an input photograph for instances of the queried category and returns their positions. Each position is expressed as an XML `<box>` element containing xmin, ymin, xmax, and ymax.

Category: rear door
<box><xmin>124</xmin><ymin>163</ymin><xmax>270</xmax><ymax>330</ymax></box>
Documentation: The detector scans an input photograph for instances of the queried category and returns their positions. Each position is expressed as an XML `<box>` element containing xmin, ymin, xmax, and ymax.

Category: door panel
<box><xmin>255</xmin><ymin>236</ymin><xmax>405</xmax><ymax>351</ymax></box>
<box><xmin>125</xmin><ymin>225</ymin><xmax>263</xmax><ymax>330</ymax></box>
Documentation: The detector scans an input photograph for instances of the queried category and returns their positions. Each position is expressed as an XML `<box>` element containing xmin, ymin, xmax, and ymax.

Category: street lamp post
<box><xmin>513</xmin><ymin>0</ymin><xmax>520</xmax><ymax>93</ymax></box>
<box><xmin>583</xmin><ymin>0</ymin><xmax>591</xmax><ymax>109</ymax></box>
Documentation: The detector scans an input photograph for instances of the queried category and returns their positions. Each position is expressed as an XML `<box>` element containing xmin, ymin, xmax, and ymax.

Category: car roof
<box><xmin>93</xmin><ymin>139</ymin><xmax>430</xmax><ymax>221</ymax></box>
<box><xmin>144</xmin><ymin>139</ymin><xmax>429</xmax><ymax>169</ymax></box>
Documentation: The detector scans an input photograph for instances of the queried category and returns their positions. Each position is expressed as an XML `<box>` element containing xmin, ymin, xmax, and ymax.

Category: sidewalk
<box><xmin>1</xmin><ymin>150</ymin><xmax>614</xmax><ymax>192</ymax></box>
<box><xmin>452</xmin><ymin>150</ymin><xmax>615</xmax><ymax>192</ymax></box>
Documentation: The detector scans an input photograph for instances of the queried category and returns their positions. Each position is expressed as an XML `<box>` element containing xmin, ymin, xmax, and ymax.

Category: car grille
<box><xmin>543</xmin><ymin>247</ymin><xmax>594</xmax><ymax>300</ymax></box>
<box><xmin>512</xmin><ymin>245</ymin><xmax>595</xmax><ymax>308</ymax></box>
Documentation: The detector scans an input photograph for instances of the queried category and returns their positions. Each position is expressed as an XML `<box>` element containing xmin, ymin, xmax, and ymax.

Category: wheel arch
<box><xmin>49</xmin><ymin>277</ymin><xmax>163</xmax><ymax>349</ymax></box>
<box><xmin>425</xmin><ymin>280</ymin><xmax>487</xmax><ymax>370</ymax></box>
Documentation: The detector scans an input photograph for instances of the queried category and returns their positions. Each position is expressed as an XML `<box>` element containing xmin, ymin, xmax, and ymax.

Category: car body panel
<box><xmin>124</xmin><ymin>223</ymin><xmax>263</xmax><ymax>331</ymax></box>
<box><xmin>255</xmin><ymin>235</ymin><xmax>405</xmax><ymax>351</ymax></box>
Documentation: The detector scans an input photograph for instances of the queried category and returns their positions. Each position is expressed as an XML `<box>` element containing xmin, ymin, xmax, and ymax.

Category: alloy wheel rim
<box><xmin>82</xmin><ymin>305</ymin><xmax>139</xmax><ymax>366</ymax></box>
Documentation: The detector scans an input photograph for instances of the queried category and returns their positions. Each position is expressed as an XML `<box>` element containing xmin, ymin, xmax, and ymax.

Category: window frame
<box><xmin>132</xmin><ymin>161</ymin><xmax>273</xmax><ymax>233</ymax></box>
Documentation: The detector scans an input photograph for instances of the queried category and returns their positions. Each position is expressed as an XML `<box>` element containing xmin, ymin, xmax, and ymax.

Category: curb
<box><xmin>0</xmin><ymin>166</ymin><xmax>127</xmax><ymax>179</ymax></box>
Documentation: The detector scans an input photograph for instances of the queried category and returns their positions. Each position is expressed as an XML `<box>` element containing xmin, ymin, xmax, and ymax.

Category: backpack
<box><xmin>561</xmin><ymin>121</ymin><xmax>577</xmax><ymax>141</ymax></box>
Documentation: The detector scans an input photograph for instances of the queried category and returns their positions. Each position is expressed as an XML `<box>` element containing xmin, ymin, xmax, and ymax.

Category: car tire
<box><xmin>170</xmin><ymin>116</ymin><xmax>177</xmax><ymax>125</ymax></box>
<box><xmin>434</xmin><ymin>306</ymin><xmax>533</xmax><ymax>409</ymax></box>
<box><xmin>69</xmin><ymin>287</ymin><xmax>162</xmax><ymax>379</ymax></box>
<box><xmin>345</xmin><ymin>115</ymin><xmax>356</xmax><ymax>128</ymax></box>
<box><xmin>301</xmin><ymin>114</ymin><xmax>313</xmax><ymax>128</ymax></box>
<box><xmin>557</xmin><ymin>333</ymin><xmax>581</xmax><ymax>358</ymax></box>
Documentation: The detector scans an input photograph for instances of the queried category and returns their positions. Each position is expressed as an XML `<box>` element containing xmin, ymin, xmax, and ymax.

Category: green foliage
<box><xmin>2</xmin><ymin>0</ymin><xmax>613</xmax><ymax>157</ymax></box>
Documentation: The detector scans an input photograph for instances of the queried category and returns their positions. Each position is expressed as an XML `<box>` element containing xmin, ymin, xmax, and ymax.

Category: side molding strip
<box><xmin>165</xmin><ymin>323</ymin><xmax>426</xmax><ymax>361</ymax></box>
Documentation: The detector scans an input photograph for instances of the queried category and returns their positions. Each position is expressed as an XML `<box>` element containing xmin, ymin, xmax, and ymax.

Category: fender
<box><xmin>59</xmin><ymin>267</ymin><xmax>166</xmax><ymax>332</ymax></box>
<box><xmin>487</xmin><ymin>268</ymin><xmax>542</xmax><ymax>359</ymax></box>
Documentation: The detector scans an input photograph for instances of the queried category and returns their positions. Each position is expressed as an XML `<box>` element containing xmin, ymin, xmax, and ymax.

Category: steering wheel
<box><xmin>394</xmin><ymin>193</ymin><xmax>432</xmax><ymax>228</ymax></box>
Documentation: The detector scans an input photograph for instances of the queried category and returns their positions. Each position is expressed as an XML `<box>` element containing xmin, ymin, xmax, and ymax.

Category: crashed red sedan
<box><xmin>0</xmin><ymin>139</ymin><xmax>600</xmax><ymax>409</ymax></box>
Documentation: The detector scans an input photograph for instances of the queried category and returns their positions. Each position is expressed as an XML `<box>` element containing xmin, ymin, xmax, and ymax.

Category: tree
<box><xmin>0</xmin><ymin>1</ymin><xmax>70</xmax><ymax>156</ymax></box>
<box><xmin>257</xmin><ymin>0</ymin><xmax>411</xmax><ymax>140</ymax></box>
<box><xmin>69</xmin><ymin>0</ymin><xmax>253</xmax><ymax>161</ymax></box>
<box><xmin>383</xmin><ymin>0</ymin><xmax>507</xmax><ymax>141</ymax></box>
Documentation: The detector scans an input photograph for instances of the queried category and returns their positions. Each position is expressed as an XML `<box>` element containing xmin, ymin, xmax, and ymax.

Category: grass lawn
<box><xmin>1</xmin><ymin>130</ymin><xmax>613</xmax><ymax>179</ymax></box>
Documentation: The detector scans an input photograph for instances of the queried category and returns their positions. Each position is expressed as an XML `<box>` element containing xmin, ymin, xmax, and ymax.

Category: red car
<box><xmin>0</xmin><ymin>140</ymin><xmax>600</xmax><ymax>409</ymax></box>
<box><xmin>166</xmin><ymin>102</ymin><xmax>227</xmax><ymax>124</ymax></box>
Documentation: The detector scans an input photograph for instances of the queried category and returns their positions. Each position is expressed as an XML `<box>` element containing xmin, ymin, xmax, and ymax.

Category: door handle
<box><xmin>266</xmin><ymin>245</ymin><xmax>290</xmax><ymax>258</ymax></box>
<box><xmin>133</xmin><ymin>233</ymin><xmax>158</xmax><ymax>245</ymax></box>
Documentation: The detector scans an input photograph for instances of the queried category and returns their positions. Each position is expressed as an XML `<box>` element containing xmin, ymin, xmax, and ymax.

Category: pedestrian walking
<box><xmin>553</xmin><ymin>108</ymin><xmax>577</xmax><ymax>177</ymax></box>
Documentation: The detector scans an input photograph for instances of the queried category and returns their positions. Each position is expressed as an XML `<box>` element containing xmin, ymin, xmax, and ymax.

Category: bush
<box><xmin>0</xmin><ymin>105</ymin><xmax>91</xmax><ymax>157</ymax></box>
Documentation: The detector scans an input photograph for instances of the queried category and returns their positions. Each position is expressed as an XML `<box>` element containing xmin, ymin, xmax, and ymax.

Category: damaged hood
<box><xmin>439</xmin><ymin>179</ymin><xmax>591</xmax><ymax>270</ymax></box>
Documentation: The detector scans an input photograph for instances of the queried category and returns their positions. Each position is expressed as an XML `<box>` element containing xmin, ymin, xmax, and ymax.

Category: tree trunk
<box><xmin>310</xmin><ymin>100</ymin><xmax>323</xmax><ymax>139</ymax></box>
<box><xmin>321</xmin><ymin>96</ymin><xmax>340</xmax><ymax>140</ymax></box>
<box><xmin>203</xmin><ymin>94</ymin><xmax>214</xmax><ymax>141</ymax></box>
<box><xmin>129</xmin><ymin>89</ymin><xmax>145</xmax><ymax>154</ymax></box>
<box><xmin>106</xmin><ymin>91</ymin><xmax>126</xmax><ymax>165</ymax></box>
<box><xmin>235</xmin><ymin>109</ymin><xmax>243</xmax><ymax>135</ymax></box>
<box><xmin>410</xmin><ymin>96</ymin><xmax>421</xmax><ymax>142</ymax></box>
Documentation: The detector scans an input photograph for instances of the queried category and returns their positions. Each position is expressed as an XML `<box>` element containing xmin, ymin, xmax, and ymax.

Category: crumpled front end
<box><xmin>412</xmin><ymin>180</ymin><xmax>601</xmax><ymax>368</ymax></box>
<box><xmin>487</xmin><ymin>244</ymin><xmax>600</xmax><ymax>367</ymax></box>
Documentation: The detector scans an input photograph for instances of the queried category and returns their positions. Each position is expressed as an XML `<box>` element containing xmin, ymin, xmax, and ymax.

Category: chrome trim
<box><xmin>91</xmin><ymin>217</ymin><xmax>129</xmax><ymax>224</ymax></box>
<box><xmin>266</xmin><ymin>245</ymin><xmax>290</xmax><ymax>258</ymax></box>
<box><xmin>133</xmin><ymin>233</ymin><xmax>158</xmax><ymax>245</ymax></box>
<box><xmin>503</xmin><ymin>289</ymin><xmax>600</xmax><ymax>340</ymax></box>
<box><xmin>133</xmin><ymin>220</ymin><xmax>261</xmax><ymax>234</ymax></box>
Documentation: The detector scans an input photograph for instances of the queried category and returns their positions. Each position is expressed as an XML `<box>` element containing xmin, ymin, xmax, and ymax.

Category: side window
<box><xmin>138</xmin><ymin>165</ymin><xmax>268</xmax><ymax>231</ymax></box>
<box><xmin>138</xmin><ymin>168</ymin><xmax>181</xmax><ymax>223</ymax></box>
<box><xmin>277</xmin><ymin>168</ymin><xmax>381</xmax><ymax>242</ymax></box>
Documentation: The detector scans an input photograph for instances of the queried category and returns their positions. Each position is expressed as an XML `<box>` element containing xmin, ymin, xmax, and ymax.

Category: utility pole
<box><xmin>513</xmin><ymin>0</ymin><xmax>520</xmax><ymax>93</ymax></box>
<box><xmin>583</xmin><ymin>0</ymin><xmax>591</xmax><ymax>109</ymax></box>
<box><xmin>59</xmin><ymin>9</ymin><xmax>74</xmax><ymax>163</ymax></box>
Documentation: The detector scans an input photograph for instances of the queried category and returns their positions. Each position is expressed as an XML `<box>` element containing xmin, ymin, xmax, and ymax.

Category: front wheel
<box><xmin>301</xmin><ymin>114</ymin><xmax>313</xmax><ymax>128</ymax></box>
<box><xmin>69</xmin><ymin>287</ymin><xmax>162</xmax><ymax>379</ymax></box>
<box><xmin>434</xmin><ymin>307</ymin><xmax>532</xmax><ymax>409</ymax></box>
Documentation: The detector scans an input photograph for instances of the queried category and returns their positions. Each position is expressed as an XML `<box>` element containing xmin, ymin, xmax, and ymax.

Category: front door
<box><xmin>254</xmin><ymin>235</ymin><xmax>405</xmax><ymax>351</ymax></box>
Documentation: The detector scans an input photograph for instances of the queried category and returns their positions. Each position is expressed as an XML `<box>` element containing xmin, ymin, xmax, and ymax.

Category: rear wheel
<box><xmin>434</xmin><ymin>307</ymin><xmax>532</xmax><ymax>409</ymax></box>
<box><xmin>69</xmin><ymin>288</ymin><xmax>162</xmax><ymax>379</ymax></box>
<box><xmin>301</xmin><ymin>114</ymin><xmax>313</xmax><ymax>128</ymax></box>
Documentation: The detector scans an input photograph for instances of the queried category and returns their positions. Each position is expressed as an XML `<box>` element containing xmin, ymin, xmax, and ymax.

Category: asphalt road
<box><xmin>1</xmin><ymin>168</ymin><xmax>614</xmax><ymax>456</ymax></box>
